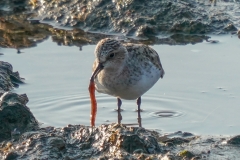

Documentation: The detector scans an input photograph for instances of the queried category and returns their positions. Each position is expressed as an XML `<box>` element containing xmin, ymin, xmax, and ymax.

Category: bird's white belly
<box><xmin>95</xmin><ymin>66</ymin><xmax>162</xmax><ymax>100</ymax></box>
<box><xmin>118</xmin><ymin>67</ymin><xmax>161</xmax><ymax>100</ymax></box>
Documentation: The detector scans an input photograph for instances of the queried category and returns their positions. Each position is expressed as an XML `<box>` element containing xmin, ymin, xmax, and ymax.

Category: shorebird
<box><xmin>90</xmin><ymin>38</ymin><xmax>164</xmax><ymax>127</ymax></box>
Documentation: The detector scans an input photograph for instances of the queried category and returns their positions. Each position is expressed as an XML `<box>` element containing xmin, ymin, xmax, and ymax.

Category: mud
<box><xmin>29</xmin><ymin>0</ymin><xmax>239</xmax><ymax>37</ymax></box>
<box><xmin>1</xmin><ymin>0</ymin><xmax>239</xmax><ymax>49</ymax></box>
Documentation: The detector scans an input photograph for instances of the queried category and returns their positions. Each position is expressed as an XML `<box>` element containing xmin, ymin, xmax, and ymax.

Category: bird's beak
<box><xmin>90</xmin><ymin>63</ymin><xmax>104</xmax><ymax>82</ymax></box>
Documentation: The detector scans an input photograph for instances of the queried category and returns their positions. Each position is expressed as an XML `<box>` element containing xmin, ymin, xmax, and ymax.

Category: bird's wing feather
<box><xmin>124</xmin><ymin>43</ymin><xmax>165</xmax><ymax>78</ymax></box>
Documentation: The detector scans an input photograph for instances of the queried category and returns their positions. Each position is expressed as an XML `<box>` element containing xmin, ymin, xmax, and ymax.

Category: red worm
<box><xmin>88</xmin><ymin>80</ymin><xmax>97</xmax><ymax>127</ymax></box>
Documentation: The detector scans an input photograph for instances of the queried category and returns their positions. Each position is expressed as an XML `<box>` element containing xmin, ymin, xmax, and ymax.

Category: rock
<box><xmin>0</xmin><ymin>61</ymin><xmax>24</xmax><ymax>92</ymax></box>
<box><xmin>136</xmin><ymin>25</ymin><xmax>157</xmax><ymax>37</ymax></box>
<box><xmin>4</xmin><ymin>151</ymin><xmax>19</xmax><ymax>160</ymax></box>
<box><xmin>48</xmin><ymin>137</ymin><xmax>65</xmax><ymax>150</ymax></box>
<box><xmin>170</xmin><ymin>20</ymin><xmax>209</xmax><ymax>34</ymax></box>
<box><xmin>0</xmin><ymin>61</ymin><xmax>34</xmax><ymax>143</ymax></box>
<box><xmin>227</xmin><ymin>135</ymin><xmax>240</xmax><ymax>145</ymax></box>
<box><xmin>0</xmin><ymin>123</ymin><xmax>162</xmax><ymax>159</ymax></box>
<box><xmin>0</xmin><ymin>92</ymin><xmax>39</xmax><ymax>142</ymax></box>
<box><xmin>162</xmin><ymin>137</ymin><xmax>190</xmax><ymax>145</ymax></box>
<box><xmin>223</xmin><ymin>23</ymin><xmax>238</xmax><ymax>32</ymax></box>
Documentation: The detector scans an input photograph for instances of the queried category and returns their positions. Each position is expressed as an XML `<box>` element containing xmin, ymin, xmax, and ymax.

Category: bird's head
<box><xmin>91</xmin><ymin>38</ymin><xmax>128</xmax><ymax>80</ymax></box>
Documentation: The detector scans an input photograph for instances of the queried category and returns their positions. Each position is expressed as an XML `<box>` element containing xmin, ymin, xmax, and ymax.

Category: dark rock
<box><xmin>162</xmin><ymin>137</ymin><xmax>190</xmax><ymax>145</ymax></box>
<box><xmin>0</xmin><ymin>92</ymin><xmax>39</xmax><ymax>142</ymax></box>
<box><xmin>136</xmin><ymin>25</ymin><xmax>157</xmax><ymax>37</ymax></box>
<box><xmin>5</xmin><ymin>151</ymin><xmax>19</xmax><ymax>160</ymax></box>
<box><xmin>0</xmin><ymin>61</ymin><xmax>24</xmax><ymax>92</ymax></box>
<box><xmin>0</xmin><ymin>0</ymin><xmax>28</xmax><ymax>15</ymax></box>
<box><xmin>170</xmin><ymin>20</ymin><xmax>209</xmax><ymax>34</ymax></box>
<box><xmin>223</xmin><ymin>23</ymin><xmax>238</xmax><ymax>31</ymax></box>
<box><xmin>48</xmin><ymin>137</ymin><xmax>65</xmax><ymax>150</ymax></box>
<box><xmin>182</xmin><ymin>132</ymin><xmax>194</xmax><ymax>137</ymax></box>
<box><xmin>227</xmin><ymin>135</ymin><xmax>240</xmax><ymax>145</ymax></box>
<box><xmin>120</xmin><ymin>134</ymin><xmax>148</xmax><ymax>153</ymax></box>
<box><xmin>0</xmin><ymin>60</ymin><xmax>32</xmax><ymax>144</ymax></box>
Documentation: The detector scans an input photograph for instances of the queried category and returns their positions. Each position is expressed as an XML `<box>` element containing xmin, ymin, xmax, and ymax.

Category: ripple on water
<box><xmin>30</xmin><ymin>91</ymin><xmax>186</xmax><ymax>127</ymax></box>
<box><xmin>149</xmin><ymin>110</ymin><xmax>183</xmax><ymax>118</ymax></box>
<box><xmin>141</xmin><ymin>94</ymin><xmax>185</xmax><ymax>117</ymax></box>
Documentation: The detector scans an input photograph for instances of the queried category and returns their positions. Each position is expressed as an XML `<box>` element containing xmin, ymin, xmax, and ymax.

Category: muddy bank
<box><xmin>0</xmin><ymin>14</ymin><xmax>212</xmax><ymax>50</ymax></box>
<box><xmin>1</xmin><ymin>0</ymin><xmax>240</xmax><ymax>49</ymax></box>
<box><xmin>1</xmin><ymin>61</ymin><xmax>240</xmax><ymax>159</ymax></box>
<box><xmin>29</xmin><ymin>0</ymin><xmax>240</xmax><ymax>37</ymax></box>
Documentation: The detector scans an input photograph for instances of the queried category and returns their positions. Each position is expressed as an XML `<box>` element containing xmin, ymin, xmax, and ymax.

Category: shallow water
<box><xmin>1</xmin><ymin>35</ymin><xmax>240</xmax><ymax>135</ymax></box>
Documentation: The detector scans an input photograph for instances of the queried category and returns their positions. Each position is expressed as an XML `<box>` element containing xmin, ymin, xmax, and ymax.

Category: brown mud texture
<box><xmin>28</xmin><ymin>0</ymin><xmax>239</xmax><ymax>37</ymax></box>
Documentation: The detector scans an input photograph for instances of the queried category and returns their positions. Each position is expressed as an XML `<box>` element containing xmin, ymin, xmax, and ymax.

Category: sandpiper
<box><xmin>90</xmin><ymin>38</ymin><xmax>165</xmax><ymax>127</ymax></box>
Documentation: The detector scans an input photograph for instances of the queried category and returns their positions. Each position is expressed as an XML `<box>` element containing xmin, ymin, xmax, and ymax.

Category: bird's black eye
<box><xmin>109</xmin><ymin>53</ymin><xmax>115</xmax><ymax>58</ymax></box>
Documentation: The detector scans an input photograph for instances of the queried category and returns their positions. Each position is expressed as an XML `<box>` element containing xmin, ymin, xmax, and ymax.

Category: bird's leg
<box><xmin>137</xmin><ymin>97</ymin><xmax>142</xmax><ymax>127</ymax></box>
<box><xmin>117</xmin><ymin>98</ymin><xmax>122</xmax><ymax>124</ymax></box>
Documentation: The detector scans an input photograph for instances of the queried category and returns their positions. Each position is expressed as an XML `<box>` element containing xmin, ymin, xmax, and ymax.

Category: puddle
<box><xmin>1</xmin><ymin>35</ymin><xmax>240</xmax><ymax>135</ymax></box>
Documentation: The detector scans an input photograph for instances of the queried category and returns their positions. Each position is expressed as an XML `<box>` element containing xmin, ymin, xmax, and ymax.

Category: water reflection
<box><xmin>0</xmin><ymin>14</ymin><xmax>214</xmax><ymax>51</ymax></box>
<box><xmin>117</xmin><ymin>107</ymin><xmax>142</xmax><ymax>127</ymax></box>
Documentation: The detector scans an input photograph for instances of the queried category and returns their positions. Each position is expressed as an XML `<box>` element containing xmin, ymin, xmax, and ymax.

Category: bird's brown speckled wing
<box><xmin>124</xmin><ymin>43</ymin><xmax>165</xmax><ymax>78</ymax></box>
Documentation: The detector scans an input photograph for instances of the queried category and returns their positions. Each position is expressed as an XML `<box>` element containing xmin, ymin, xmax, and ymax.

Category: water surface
<box><xmin>1</xmin><ymin>35</ymin><xmax>240</xmax><ymax>135</ymax></box>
